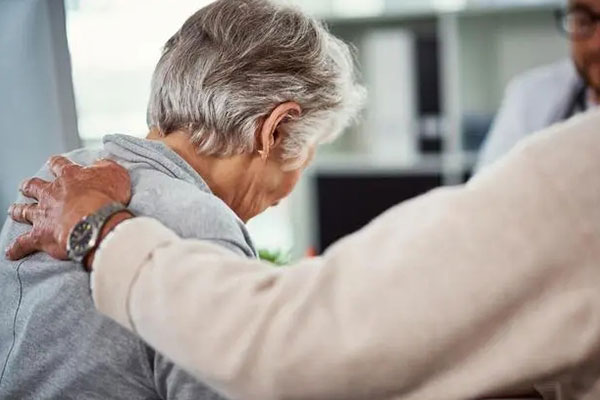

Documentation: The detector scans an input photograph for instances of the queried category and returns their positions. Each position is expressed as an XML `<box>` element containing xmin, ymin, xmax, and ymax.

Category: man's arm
<box><xmin>7</xmin><ymin>111</ymin><xmax>600</xmax><ymax>399</ymax></box>
<box><xmin>90</xmin><ymin>112</ymin><xmax>600</xmax><ymax>400</ymax></box>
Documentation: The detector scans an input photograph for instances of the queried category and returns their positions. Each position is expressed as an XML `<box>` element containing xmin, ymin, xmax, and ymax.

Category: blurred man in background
<box><xmin>477</xmin><ymin>0</ymin><xmax>600</xmax><ymax>170</ymax></box>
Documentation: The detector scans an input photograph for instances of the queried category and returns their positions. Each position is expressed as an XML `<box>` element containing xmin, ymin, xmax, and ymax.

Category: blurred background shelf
<box><xmin>48</xmin><ymin>0</ymin><xmax>570</xmax><ymax>258</ymax></box>
<box><xmin>310</xmin><ymin>152</ymin><xmax>478</xmax><ymax>175</ymax></box>
<box><xmin>323</xmin><ymin>1</ymin><xmax>562</xmax><ymax>24</ymax></box>
<box><xmin>288</xmin><ymin>0</ymin><xmax>568</xmax><ymax>257</ymax></box>
<box><xmin>307</xmin><ymin>0</ymin><xmax>563</xmax><ymax>20</ymax></box>
<box><xmin>318</xmin><ymin>0</ymin><xmax>567</xmax><ymax>167</ymax></box>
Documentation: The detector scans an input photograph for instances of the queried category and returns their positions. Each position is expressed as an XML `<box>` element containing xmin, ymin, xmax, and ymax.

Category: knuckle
<box><xmin>48</xmin><ymin>155</ymin><xmax>63</xmax><ymax>168</ymax></box>
<box><xmin>66</xmin><ymin>164</ymin><xmax>82</xmax><ymax>175</ymax></box>
<box><xmin>53</xmin><ymin>177</ymin><xmax>65</xmax><ymax>189</ymax></box>
<box><xmin>29</xmin><ymin>177</ymin><xmax>43</xmax><ymax>187</ymax></box>
<box><xmin>28</xmin><ymin>205</ymin><xmax>39</xmax><ymax>220</ymax></box>
<box><xmin>17</xmin><ymin>205</ymin><xmax>26</xmax><ymax>219</ymax></box>
<box><xmin>11</xmin><ymin>204</ymin><xmax>22</xmax><ymax>219</ymax></box>
<box><xmin>62</xmin><ymin>164</ymin><xmax>74</xmax><ymax>174</ymax></box>
<box><xmin>20</xmin><ymin>179</ymin><xmax>31</xmax><ymax>192</ymax></box>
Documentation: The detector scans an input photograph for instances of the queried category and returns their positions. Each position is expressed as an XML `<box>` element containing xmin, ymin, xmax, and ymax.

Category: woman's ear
<box><xmin>257</xmin><ymin>102</ymin><xmax>301</xmax><ymax>160</ymax></box>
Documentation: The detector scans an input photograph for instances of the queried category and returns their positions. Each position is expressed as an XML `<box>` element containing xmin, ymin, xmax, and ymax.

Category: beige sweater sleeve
<box><xmin>92</xmin><ymin>111</ymin><xmax>600</xmax><ymax>400</ymax></box>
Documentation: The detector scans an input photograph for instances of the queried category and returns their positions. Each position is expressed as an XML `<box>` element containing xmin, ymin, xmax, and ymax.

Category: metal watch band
<box><xmin>88</xmin><ymin>202</ymin><xmax>129</xmax><ymax>228</ymax></box>
<box><xmin>67</xmin><ymin>202</ymin><xmax>130</xmax><ymax>263</ymax></box>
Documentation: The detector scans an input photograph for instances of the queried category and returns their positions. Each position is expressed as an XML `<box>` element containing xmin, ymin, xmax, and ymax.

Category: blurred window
<box><xmin>64</xmin><ymin>0</ymin><xmax>295</xmax><ymax>253</ymax></box>
<box><xmin>64</xmin><ymin>0</ymin><xmax>215</xmax><ymax>146</ymax></box>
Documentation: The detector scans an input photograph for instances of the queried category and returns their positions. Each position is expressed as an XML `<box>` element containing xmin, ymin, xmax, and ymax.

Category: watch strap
<box><xmin>67</xmin><ymin>202</ymin><xmax>130</xmax><ymax>263</ymax></box>
<box><xmin>88</xmin><ymin>202</ymin><xmax>129</xmax><ymax>228</ymax></box>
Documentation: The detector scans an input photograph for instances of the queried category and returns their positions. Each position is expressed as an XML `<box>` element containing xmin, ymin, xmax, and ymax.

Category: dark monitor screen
<box><xmin>316</xmin><ymin>173</ymin><xmax>443</xmax><ymax>252</ymax></box>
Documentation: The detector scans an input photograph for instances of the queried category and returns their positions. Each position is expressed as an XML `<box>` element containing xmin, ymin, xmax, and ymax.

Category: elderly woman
<box><xmin>143</xmin><ymin>0</ymin><xmax>364</xmax><ymax>225</ymax></box>
<box><xmin>0</xmin><ymin>0</ymin><xmax>363</xmax><ymax>399</ymax></box>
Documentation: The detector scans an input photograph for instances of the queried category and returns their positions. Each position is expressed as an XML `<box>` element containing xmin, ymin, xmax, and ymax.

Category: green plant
<box><xmin>258</xmin><ymin>249</ymin><xmax>291</xmax><ymax>267</ymax></box>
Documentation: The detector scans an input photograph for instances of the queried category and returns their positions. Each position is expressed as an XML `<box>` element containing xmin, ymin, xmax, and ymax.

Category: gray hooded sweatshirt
<box><xmin>0</xmin><ymin>134</ymin><xmax>256</xmax><ymax>399</ymax></box>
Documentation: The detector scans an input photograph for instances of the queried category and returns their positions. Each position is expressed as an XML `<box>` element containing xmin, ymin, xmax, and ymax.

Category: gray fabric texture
<box><xmin>0</xmin><ymin>134</ymin><xmax>256</xmax><ymax>399</ymax></box>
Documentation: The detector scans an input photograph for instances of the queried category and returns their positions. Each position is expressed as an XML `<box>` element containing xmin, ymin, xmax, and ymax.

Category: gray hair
<box><xmin>147</xmin><ymin>0</ymin><xmax>365</xmax><ymax>166</ymax></box>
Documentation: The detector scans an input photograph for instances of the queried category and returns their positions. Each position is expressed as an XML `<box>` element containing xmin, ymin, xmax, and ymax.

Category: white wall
<box><xmin>0</xmin><ymin>0</ymin><xmax>80</xmax><ymax>223</ymax></box>
<box><xmin>458</xmin><ymin>9</ymin><xmax>569</xmax><ymax>115</ymax></box>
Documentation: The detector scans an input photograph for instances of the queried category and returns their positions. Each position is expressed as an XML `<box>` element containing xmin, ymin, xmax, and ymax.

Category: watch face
<box><xmin>69</xmin><ymin>220</ymin><xmax>96</xmax><ymax>258</ymax></box>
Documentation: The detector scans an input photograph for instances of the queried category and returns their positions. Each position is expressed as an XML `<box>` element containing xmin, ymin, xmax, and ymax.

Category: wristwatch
<box><xmin>66</xmin><ymin>202</ymin><xmax>129</xmax><ymax>263</ymax></box>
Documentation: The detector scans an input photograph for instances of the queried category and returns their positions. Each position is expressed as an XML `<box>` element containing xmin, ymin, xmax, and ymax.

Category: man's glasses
<box><xmin>556</xmin><ymin>8</ymin><xmax>600</xmax><ymax>41</ymax></box>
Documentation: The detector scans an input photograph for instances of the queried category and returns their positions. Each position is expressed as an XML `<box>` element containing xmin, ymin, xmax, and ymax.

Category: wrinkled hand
<box><xmin>5</xmin><ymin>156</ymin><xmax>132</xmax><ymax>261</ymax></box>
